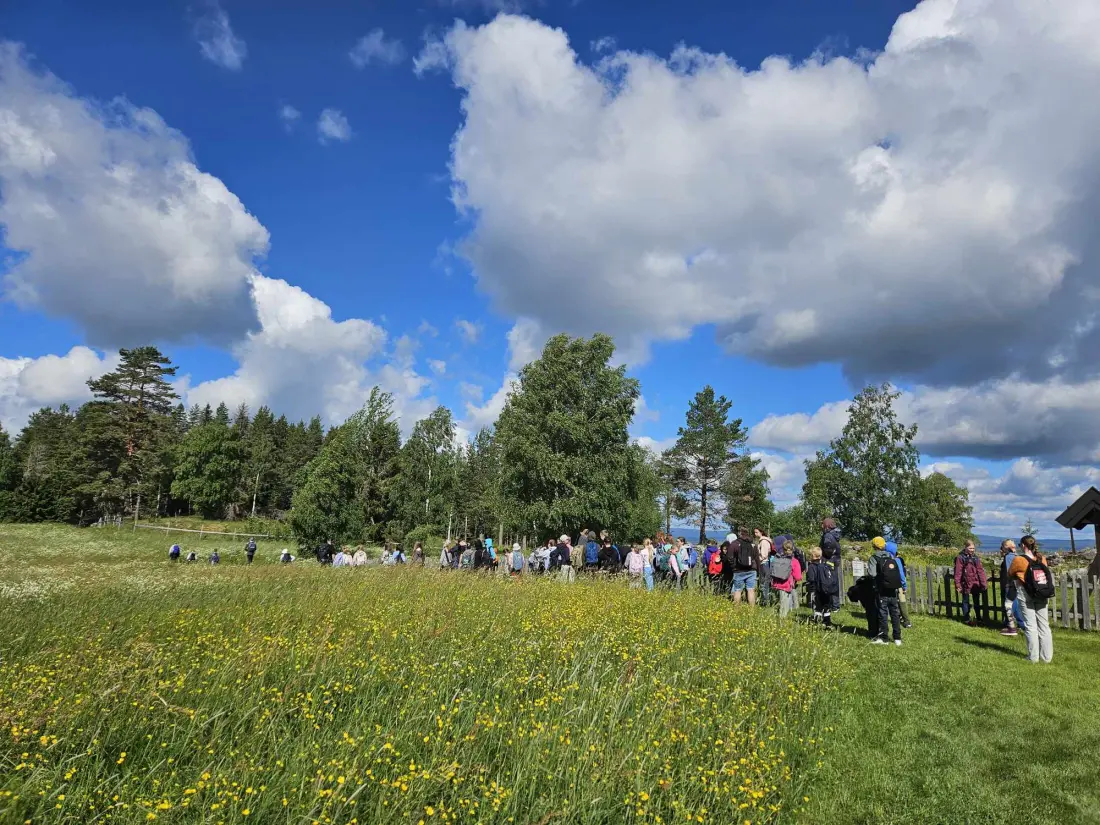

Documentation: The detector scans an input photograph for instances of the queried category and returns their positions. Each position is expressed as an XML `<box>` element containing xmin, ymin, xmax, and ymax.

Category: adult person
<box><xmin>771</xmin><ymin>539</ymin><xmax>803</xmax><ymax>618</ymax></box>
<box><xmin>169</xmin><ymin>543</ymin><xmax>181</xmax><ymax>562</ymax></box>
<box><xmin>440</xmin><ymin>540</ymin><xmax>454</xmax><ymax>570</ymax></box>
<box><xmin>509</xmin><ymin>542</ymin><xmax>525</xmax><ymax>577</ymax></box>
<box><xmin>472</xmin><ymin>539</ymin><xmax>486</xmax><ymax>570</ymax></box>
<box><xmin>333</xmin><ymin>547</ymin><xmax>350</xmax><ymax>567</ymax></box>
<box><xmin>954</xmin><ymin>540</ymin><xmax>989</xmax><ymax>626</ymax></box>
<box><xmin>726</xmin><ymin>529</ymin><xmax>758</xmax><ymax>606</ymax></box>
<box><xmin>185</xmin><ymin>549</ymin><xmax>198</xmax><ymax>563</ymax></box>
<box><xmin>1008</xmin><ymin>536</ymin><xmax>1054</xmax><ymax>663</ymax></box>
<box><xmin>280</xmin><ymin>548</ymin><xmax>295</xmax><ymax>564</ymax></box>
<box><xmin>245</xmin><ymin>537</ymin><xmax>257</xmax><ymax>564</ymax></box>
<box><xmin>413</xmin><ymin>542</ymin><xmax>424</xmax><ymax>566</ymax></box>
<box><xmin>392</xmin><ymin>545</ymin><xmax>406</xmax><ymax>565</ymax></box>
<box><xmin>353</xmin><ymin>547</ymin><xmax>368</xmax><ymax>567</ymax></box>
<box><xmin>999</xmin><ymin>539</ymin><xmax>1023</xmax><ymax>636</ymax></box>
<box><xmin>583</xmin><ymin>531</ymin><xmax>601</xmax><ymax>573</ymax></box>
<box><xmin>316</xmin><ymin>539</ymin><xmax>335</xmax><ymax>565</ymax></box>
<box><xmin>641</xmin><ymin>538</ymin><xmax>655</xmax><ymax>591</ymax></box>
<box><xmin>209</xmin><ymin>549</ymin><xmax>221</xmax><ymax>565</ymax></box>
<box><xmin>820</xmin><ymin>518</ymin><xmax>843</xmax><ymax>613</ymax></box>
<box><xmin>869</xmin><ymin>536</ymin><xmax>905</xmax><ymax>646</ymax></box>
<box><xmin>754</xmin><ymin>529</ymin><xmax>774</xmax><ymax>606</ymax></box>
<box><xmin>626</xmin><ymin>544</ymin><xmax>645</xmax><ymax>587</ymax></box>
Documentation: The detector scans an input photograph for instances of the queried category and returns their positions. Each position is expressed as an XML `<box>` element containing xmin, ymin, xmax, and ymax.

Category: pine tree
<box><xmin>666</xmin><ymin>386</ymin><xmax>754</xmax><ymax>543</ymax></box>
<box><xmin>83</xmin><ymin>347</ymin><xmax>178</xmax><ymax>520</ymax></box>
<box><xmin>232</xmin><ymin>403</ymin><xmax>250</xmax><ymax>434</ymax></box>
<box><xmin>214</xmin><ymin>403</ymin><xmax>230</xmax><ymax>427</ymax></box>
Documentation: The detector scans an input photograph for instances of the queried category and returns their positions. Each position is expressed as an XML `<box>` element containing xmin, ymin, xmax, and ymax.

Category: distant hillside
<box><xmin>975</xmin><ymin>533</ymin><xmax>1094</xmax><ymax>552</ymax></box>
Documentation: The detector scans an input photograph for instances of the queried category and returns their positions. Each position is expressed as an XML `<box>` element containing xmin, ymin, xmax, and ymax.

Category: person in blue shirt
<box><xmin>999</xmin><ymin>539</ymin><xmax>1024</xmax><ymax>636</ymax></box>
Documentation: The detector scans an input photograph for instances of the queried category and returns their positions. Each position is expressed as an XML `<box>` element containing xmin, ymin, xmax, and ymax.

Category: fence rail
<box><xmin>830</xmin><ymin>560</ymin><xmax>1100</xmax><ymax>632</ymax></box>
<box><xmin>132</xmin><ymin>523</ymin><xmax>274</xmax><ymax>540</ymax></box>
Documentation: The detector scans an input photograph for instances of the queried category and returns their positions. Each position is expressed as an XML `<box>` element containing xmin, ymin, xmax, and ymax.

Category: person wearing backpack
<box><xmin>169</xmin><ymin>543</ymin><xmax>181</xmax><ymax>562</ymax></box>
<box><xmin>209</xmin><ymin>549</ymin><xmax>221</xmax><ymax>565</ymax></box>
<box><xmin>245</xmin><ymin>537</ymin><xmax>257</xmax><ymax>564</ymax></box>
<box><xmin>771</xmin><ymin>539</ymin><xmax>804</xmax><ymax>618</ymax></box>
<box><xmin>440</xmin><ymin>540</ymin><xmax>454</xmax><ymax>570</ymax></box>
<box><xmin>509</xmin><ymin>542</ymin><xmax>525</xmax><ymax>577</ymax></box>
<box><xmin>598</xmin><ymin>537</ymin><xmax>619</xmax><ymax>572</ymax></box>
<box><xmin>725</xmin><ymin>529</ymin><xmax>758</xmax><ymax>605</ymax></box>
<box><xmin>185</xmin><ymin>549</ymin><xmax>197</xmax><ymax>563</ymax></box>
<box><xmin>583</xmin><ymin>533</ymin><xmax>601</xmax><ymax>573</ymax></box>
<box><xmin>705</xmin><ymin>538</ymin><xmax>725</xmax><ymax>593</ymax></box>
<box><xmin>820</xmin><ymin>518</ymin><xmax>843</xmax><ymax>612</ymax></box>
<box><xmin>1008</xmin><ymin>535</ymin><xmax>1054</xmax><ymax>663</ymax></box>
<box><xmin>998</xmin><ymin>539</ymin><xmax>1023</xmax><ymax>636</ymax></box>
<box><xmin>805</xmin><ymin>547</ymin><xmax>838</xmax><ymax>626</ymax></box>
<box><xmin>754</xmin><ymin>529</ymin><xmax>774</xmax><ymax>606</ymax></box>
<box><xmin>889</xmin><ymin>542</ymin><xmax>913</xmax><ymax>628</ymax></box>
<box><xmin>868</xmin><ymin>536</ymin><xmax>905</xmax><ymax>646</ymax></box>
<box><xmin>954</xmin><ymin>540</ymin><xmax>989</xmax><ymax>626</ymax></box>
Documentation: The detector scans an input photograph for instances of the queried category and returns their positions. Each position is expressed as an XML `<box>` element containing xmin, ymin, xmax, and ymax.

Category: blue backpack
<box><xmin>687</xmin><ymin>546</ymin><xmax>698</xmax><ymax>568</ymax></box>
<box><xmin>585</xmin><ymin>541</ymin><xmax>599</xmax><ymax>565</ymax></box>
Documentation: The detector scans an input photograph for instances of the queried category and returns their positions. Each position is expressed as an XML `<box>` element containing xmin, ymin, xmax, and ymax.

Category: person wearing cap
<box><xmin>868</xmin><ymin>536</ymin><xmax>904</xmax><ymax>646</ymax></box>
<box><xmin>508</xmin><ymin>542</ymin><xmax>525</xmax><ymax>576</ymax></box>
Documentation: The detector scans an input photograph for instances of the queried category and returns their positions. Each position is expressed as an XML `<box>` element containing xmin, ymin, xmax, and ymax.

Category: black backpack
<box><xmin>877</xmin><ymin>554</ymin><xmax>903</xmax><ymax>590</ymax></box>
<box><xmin>818</xmin><ymin>561</ymin><xmax>839</xmax><ymax>596</ymax></box>
<box><xmin>735</xmin><ymin>539</ymin><xmax>754</xmax><ymax>569</ymax></box>
<box><xmin>1024</xmin><ymin>557</ymin><xmax>1055</xmax><ymax>599</ymax></box>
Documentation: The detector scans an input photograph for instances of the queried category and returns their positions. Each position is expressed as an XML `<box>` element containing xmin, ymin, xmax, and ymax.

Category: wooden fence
<box><xmin>133</xmin><ymin>523</ymin><xmax>275</xmax><ymax>540</ymax></box>
<box><xmin>827</xmin><ymin>559</ymin><xmax>1100</xmax><ymax>631</ymax></box>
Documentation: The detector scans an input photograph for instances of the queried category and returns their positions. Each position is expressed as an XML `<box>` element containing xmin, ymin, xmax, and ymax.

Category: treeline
<box><xmin>0</xmin><ymin>336</ymin><xmax>975</xmax><ymax>550</ymax></box>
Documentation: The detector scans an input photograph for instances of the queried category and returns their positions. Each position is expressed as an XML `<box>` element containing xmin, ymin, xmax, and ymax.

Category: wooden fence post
<box><xmin>944</xmin><ymin>569</ymin><xmax>954</xmax><ymax>620</ymax></box>
<box><xmin>1060</xmin><ymin>575</ymin><xmax>1070</xmax><ymax>629</ymax></box>
<box><xmin>1081</xmin><ymin>574</ymin><xmax>1092</xmax><ymax>632</ymax></box>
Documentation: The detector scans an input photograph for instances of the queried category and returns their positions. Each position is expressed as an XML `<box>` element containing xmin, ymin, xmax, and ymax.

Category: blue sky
<box><xmin>2</xmin><ymin>0</ymin><xmax>1100</xmax><ymax>537</ymax></box>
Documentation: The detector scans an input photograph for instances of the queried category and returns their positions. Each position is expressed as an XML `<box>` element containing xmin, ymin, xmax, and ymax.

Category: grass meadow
<box><xmin>1</xmin><ymin>524</ymin><xmax>1098</xmax><ymax>825</ymax></box>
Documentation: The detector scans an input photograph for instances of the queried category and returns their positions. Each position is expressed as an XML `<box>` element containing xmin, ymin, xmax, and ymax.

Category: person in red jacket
<box><xmin>954</xmin><ymin>540</ymin><xmax>989</xmax><ymax>626</ymax></box>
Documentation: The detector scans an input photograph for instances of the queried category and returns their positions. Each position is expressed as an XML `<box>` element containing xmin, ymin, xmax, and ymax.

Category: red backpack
<box><xmin>707</xmin><ymin>551</ymin><xmax>724</xmax><ymax>576</ymax></box>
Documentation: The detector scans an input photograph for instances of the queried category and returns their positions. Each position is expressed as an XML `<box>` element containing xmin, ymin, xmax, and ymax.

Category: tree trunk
<box><xmin>133</xmin><ymin>493</ymin><xmax>141</xmax><ymax>531</ymax></box>
<box><xmin>699</xmin><ymin>481</ymin><xmax>708</xmax><ymax>545</ymax></box>
<box><xmin>251</xmin><ymin>470</ymin><xmax>261</xmax><ymax>517</ymax></box>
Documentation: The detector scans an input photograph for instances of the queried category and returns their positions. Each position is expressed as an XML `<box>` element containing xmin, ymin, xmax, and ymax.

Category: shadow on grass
<box><xmin>954</xmin><ymin>634</ymin><xmax>1019</xmax><ymax>656</ymax></box>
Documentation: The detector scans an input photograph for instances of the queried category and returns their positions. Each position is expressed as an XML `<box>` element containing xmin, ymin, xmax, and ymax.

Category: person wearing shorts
<box><xmin>726</xmin><ymin>528</ymin><xmax>758</xmax><ymax>605</ymax></box>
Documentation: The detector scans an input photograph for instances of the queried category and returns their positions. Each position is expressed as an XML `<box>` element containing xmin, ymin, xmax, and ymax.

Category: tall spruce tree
<box><xmin>495</xmin><ymin>334</ymin><xmax>640</xmax><ymax>541</ymax></box>
<box><xmin>800</xmin><ymin>383</ymin><xmax>920</xmax><ymax>540</ymax></box>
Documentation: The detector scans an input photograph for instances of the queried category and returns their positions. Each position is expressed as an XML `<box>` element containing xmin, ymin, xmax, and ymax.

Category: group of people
<box><xmin>437</xmin><ymin>521</ymin><xmax>847</xmax><ymax>624</ymax></box>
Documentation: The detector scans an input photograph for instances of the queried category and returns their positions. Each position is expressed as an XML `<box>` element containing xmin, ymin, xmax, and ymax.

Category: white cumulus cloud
<box><xmin>0</xmin><ymin>43</ymin><xmax>266</xmax><ymax>346</ymax></box>
<box><xmin>430</xmin><ymin>3</ymin><xmax>1100</xmax><ymax>384</ymax></box>
<box><xmin>0</xmin><ymin>346</ymin><xmax>118</xmax><ymax>432</ymax></box>
<box><xmin>278</xmin><ymin>104</ymin><xmax>301</xmax><ymax>130</ymax></box>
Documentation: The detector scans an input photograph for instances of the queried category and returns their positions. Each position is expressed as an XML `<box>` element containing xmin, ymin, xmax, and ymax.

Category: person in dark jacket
<box><xmin>848</xmin><ymin>574</ymin><xmax>880</xmax><ymax>638</ymax></box>
<box><xmin>598</xmin><ymin>537</ymin><xmax>619</xmax><ymax>572</ymax></box>
<box><xmin>725</xmin><ymin>529</ymin><xmax>758</xmax><ymax>605</ymax></box>
<box><xmin>472</xmin><ymin>539</ymin><xmax>486</xmax><ymax>569</ymax></box>
<box><xmin>245</xmin><ymin>537</ymin><xmax>257</xmax><ymax>564</ymax></box>
<box><xmin>550</xmin><ymin>537</ymin><xmax>570</xmax><ymax>571</ymax></box>
<box><xmin>316</xmin><ymin>540</ymin><xmax>335</xmax><ymax>565</ymax></box>
<box><xmin>805</xmin><ymin>547</ymin><xmax>838</xmax><ymax>626</ymax></box>
<box><xmin>820</xmin><ymin>518</ymin><xmax>843</xmax><ymax>612</ymax></box>
<box><xmin>869</xmin><ymin>537</ymin><xmax>904</xmax><ymax>645</ymax></box>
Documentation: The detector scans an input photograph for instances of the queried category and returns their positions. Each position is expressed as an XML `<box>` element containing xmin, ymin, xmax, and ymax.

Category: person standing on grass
<box><xmin>245</xmin><ymin>537</ymin><xmax>257</xmax><ymax>564</ymax></box>
<box><xmin>509</xmin><ymin>542</ymin><xmax>525</xmax><ymax>577</ymax></box>
<box><xmin>771</xmin><ymin>539</ymin><xmax>803</xmax><ymax>618</ymax></box>
<box><xmin>641</xmin><ymin>539</ymin><xmax>655</xmax><ymax>591</ymax></box>
<box><xmin>169</xmin><ymin>543</ymin><xmax>181</xmax><ymax>562</ymax></box>
<box><xmin>954</xmin><ymin>540</ymin><xmax>989</xmax><ymax>626</ymax></box>
<box><xmin>999</xmin><ymin>539</ymin><xmax>1023</xmax><ymax>636</ymax></box>
<box><xmin>440</xmin><ymin>540</ymin><xmax>454</xmax><ymax>570</ymax></box>
<box><xmin>887</xmin><ymin>542</ymin><xmax>913</xmax><ymax>628</ymax></box>
<box><xmin>727</xmin><ymin>529</ymin><xmax>758</xmax><ymax>606</ymax></box>
<box><xmin>869</xmin><ymin>536</ymin><xmax>904</xmax><ymax>646</ymax></box>
<box><xmin>1009</xmin><ymin>535</ymin><xmax>1054</xmax><ymax>663</ymax></box>
<box><xmin>754</xmin><ymin>528</ymin><xmax>774</xmax><ymax>606</ymax></box>
<box><xmin>666</xmin><ymin>543</ymin><xmax>684</xmax><ymax>591</ymax></box>
<box><xmin>806</xmin><ymin>547</ymin><xmax>837</xmax><ymax>627</ymax></box>
<box><xmin>413</xmin><ymin>542</ymin><xmax>424</xmax><ymax>566</ymax></box>
<box><xmin>626</xmin><ymin>544</ymin><xmax>645</xmax><ymax>587</ymax></box>
<box><xmin>820</xmin><ymin>518</ymin><xmax>843</xmax><ymax>613</ymax></box>
<box><xmin>209</xmin><ymin>549</ymin><xmax>221</xmax><ymax>565</ymax></box>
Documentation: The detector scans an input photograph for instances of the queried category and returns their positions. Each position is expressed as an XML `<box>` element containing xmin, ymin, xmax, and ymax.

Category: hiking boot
<box><xmin>871</xmin><ymin>637</ymin><xmax>887</xmax><ymax>645</ymax></box>
<box><xmin>903</xmin><ymin>623</ymin><xmax>913</xmax><ymax>629</ymax></box>
<box><xmin>1000</xmin><ymin>627</ymin><xmax>1018</xmax><ymax>636</ymax></box>
<box><xmin>894</xmin><ymin>639</ymin><xmax>902</xmax><ymax>647</ymax></box>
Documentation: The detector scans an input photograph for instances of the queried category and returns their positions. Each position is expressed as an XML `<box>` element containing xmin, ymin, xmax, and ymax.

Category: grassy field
<box><xmin>0</xmin><ymin>524</ymin><xmax>1097</xmax><ymax>825</ymax></box>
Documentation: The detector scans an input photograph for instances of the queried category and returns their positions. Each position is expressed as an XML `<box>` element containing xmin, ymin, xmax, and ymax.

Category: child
<box><xmin>770</xmin><ymin>539</ymin><xmax>803</xmax><ymax>618</ymax></box>
<box><xmin>626</xmin><ymin>544</ymin><xmax>645</xmax><ymax>587</ymax></box>
<box><xmin>805</xmin><ymin>547</ymin><xmax>837</xmax><ymax>627</ymax></box>
<box><xmin>887</xmin><ymin>542</ymin><xmax>913</xmax><ymax>628</ymax></box>
<box><xmin>209</xmin><ymin>550</ymin><xmax>221</xmax><ymax>565</ymax></box>
<box><xmin>185</xmin><ymin>550</ymin><xmax>197</xmax><ymax>563</ymax></box>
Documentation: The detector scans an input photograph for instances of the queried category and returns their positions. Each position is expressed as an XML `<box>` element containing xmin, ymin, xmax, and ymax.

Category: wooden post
<box><xmin>498</xmin><ymin>522</ymin><xmax>504</xmax><ymax>553</ymax></box>
<box><xmin>1070</xmin><ymin>528</ymin><xmax>1076</xmax><ymax>553</ymax></box>
<box><xmin>133</xmin><ymin>495</ymin><xmax>140</xmax><ymax>532</ymax></box>
<box><xmin>944</xmin><ymin>569</ymin><xmax>954</xmax><ymax>620</ymax></box>
<box><xmin>1081</xmin><ymin>575</ymin><xmax>1092</xmax><ymax>632</ymax></box>
<box><xmin>1060</xmin><ymin>574</ymin><xmax>1070</xmax><ymax>629</ymax></box>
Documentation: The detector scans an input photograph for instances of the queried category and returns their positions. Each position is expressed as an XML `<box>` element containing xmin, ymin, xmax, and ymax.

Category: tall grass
<box><xmin>0</xmin><ymin>526</ymin><xmax>845</xmax><ymax>824</ymax></box>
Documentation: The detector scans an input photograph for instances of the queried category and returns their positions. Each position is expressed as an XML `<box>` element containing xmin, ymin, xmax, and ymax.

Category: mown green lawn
<box><xmin>0</xmin><ymin>523</ymin><xmax>1097</xmax><ymax>825</ymax></box>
